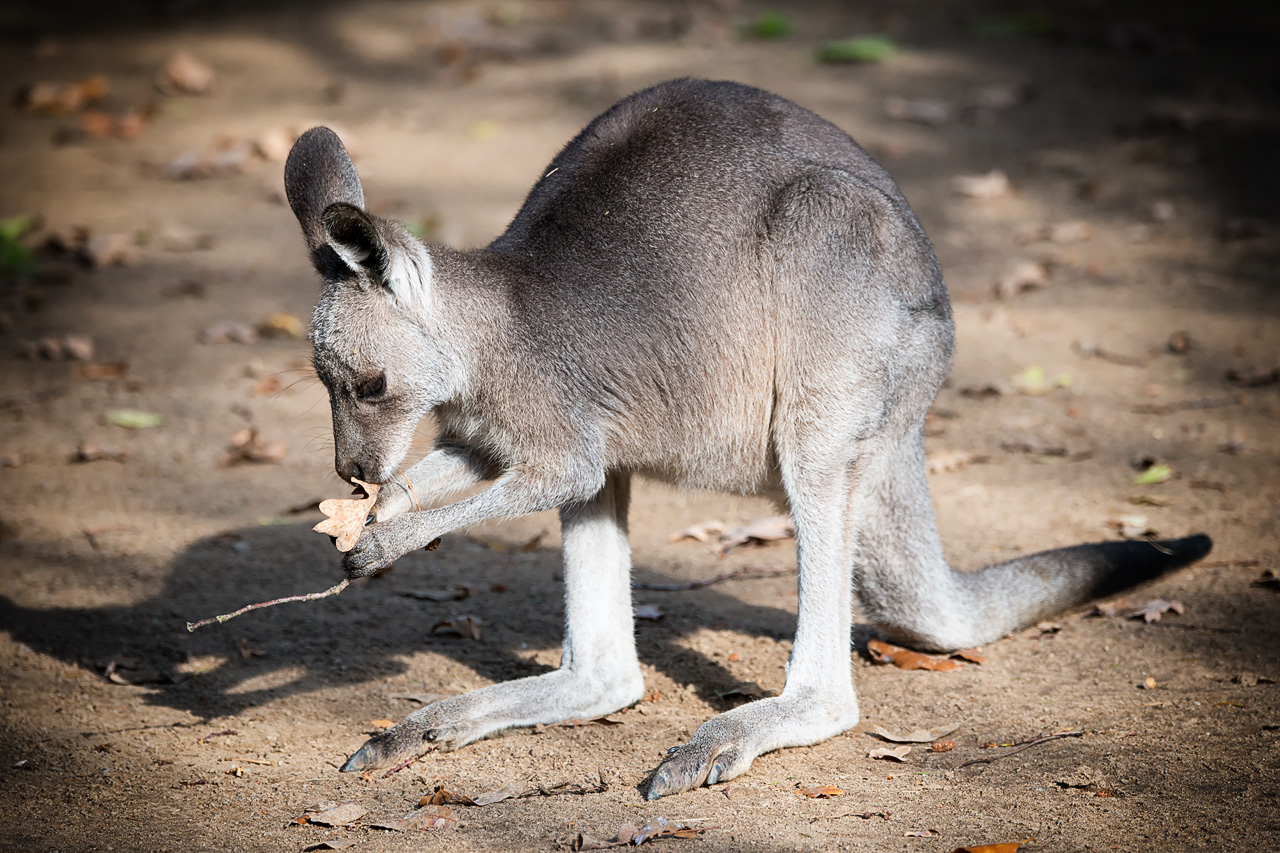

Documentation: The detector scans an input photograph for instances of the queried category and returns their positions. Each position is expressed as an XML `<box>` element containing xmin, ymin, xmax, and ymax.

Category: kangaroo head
<box><xmin>285</xmin><ymin>127</ymin><xmax>460</xmax><ymax>485</ymax></box>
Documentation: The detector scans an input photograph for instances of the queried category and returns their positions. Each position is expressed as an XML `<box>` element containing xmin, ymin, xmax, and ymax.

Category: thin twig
<box><xmin>632</xmin><ymin>565</ymin><xmax>796</xmax><ymax>592</ymax></box>
<box><xmin>381</xmin><ymin>749</ymin><xmax>434</xmax><ymax>778</ymax></box>
<box><xmin>186</xmin><ymin>580</ymin><xmax>349</xmax><ymax>632</ymax></box>
<box><xmin>958</xmin><ymin>730</ymin><xmax>1084</xmax><ymax>769</ymax></box>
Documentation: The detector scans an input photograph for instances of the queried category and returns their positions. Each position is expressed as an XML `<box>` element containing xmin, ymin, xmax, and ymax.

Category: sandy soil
<box><xmin>1</xmin><ymin>1</ymin><xmax>1278</xmax><ymax>851</ymax></box>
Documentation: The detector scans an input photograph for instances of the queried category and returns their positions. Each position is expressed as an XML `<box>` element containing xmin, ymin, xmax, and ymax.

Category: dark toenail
<box><xmin>366</xmin><ymin>513</ymin><xmax>376</xmax><ymax>526</ymax></box>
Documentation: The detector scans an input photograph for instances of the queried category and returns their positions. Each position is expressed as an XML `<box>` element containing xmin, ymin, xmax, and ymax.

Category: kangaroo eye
<box><xmin>355</xmin><ymin>373</ymin><xmax>386</xmax><ymax>400</ymax></box>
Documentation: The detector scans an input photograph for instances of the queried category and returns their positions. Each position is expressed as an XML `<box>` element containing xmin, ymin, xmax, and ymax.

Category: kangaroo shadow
<box><xmin>0</xmin><ymin>517</ymin><xmax>801</xmax><ymax>724</ymax></box>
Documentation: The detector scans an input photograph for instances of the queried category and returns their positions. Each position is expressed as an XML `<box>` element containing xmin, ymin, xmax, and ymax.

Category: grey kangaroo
<box><xmin>284</xmin><ymin>78</ymin><xmax>1211</xmax><ymax>799</ymax></box>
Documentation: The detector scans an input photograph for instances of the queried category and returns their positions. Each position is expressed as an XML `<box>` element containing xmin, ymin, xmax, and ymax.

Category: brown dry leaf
<box><xmin>221</xmin><ymin>427</ymin><xmax>288</xmax><ymax>466</ymax></box>
<box><xmin>472</xmin><ymin>783</ymin><xmax>525</xmax><ymax>806</ymax></box>
<box><xmin>1109</xmin><ymin>513</ymin><xmax>1155</xmax><ymax>540</ymax></box>
<box><xmin>259</xmin><ymin>312</ymin><xmax>306</xmax><ymax>339</ymax></box>
<box><xmin>959</xmin><ymin>383</ymin><xmax>1006</xmax><ymax>399</ymax></box>
<box><xmin>295</xmin><ymin>802</ymin><xmax>367</xmax><ymax>827</ymax></box>
<box><xmin>632</xmin><ymin>817</ymin><xmax>712</xmax><ymax>844</ymax></box>
<box><xmin>932</xmin><ymin>740</ymin><xmax>956</xmax><ymax>753</ymax></box>
<box><xmin>371</xmin><ymin>719</ymin><xmax>394</xmax><ymax>729</ymax></box>
<box><xmin>995</xmin><ymin>259</ymin><xmax>1048</xmax><ymax>298</ymax></box>
<box><xmin>926</xmin><ymin>450</ymin><xmax>980</xmax><ymax>474</ymax></box>
<box><xmin>668</xmin><ymin>520</ymin><xmax>725</xmax><ymax>543</ymax></box>
<box><xmin>871</xmin><ymin>723</ymin><xmax>960</xmax><ymax>744</ymax></box>
<box><xmin>951</xmin><ymin>170</ymin><xmax>1009</xmax><ymax>200</ymax></box>
<box><xmin>429</xmin><ymin>615</ymin><xmax>483</xmax><ymax>640</ymax></box>
<box><xmin>798</xmin><ymin>784</ymin><xmax>844</xmax><ymax>798</ymax></box>
<box><xmin>313</xmin><ymin>479</ymin><xmax>380</xmax><ymax>552</ymax></box>
<box><xmin>418</xmin><ymin>785</ymin><xmax>476</xmax><ymax>807</ymax></box>
<box><xmin>868</xmin><ymin>745</ymin><xmax>912</xmax><ymax>762</ymax></box>
<box><xmin>714</xmin><ymin>514</ymin><xmax>794</xmax><ymax>556</ymax></box>
<box><xmin>253</xmin><ymin>127</ymin><xmax>293</xmax><ymax>161</ymax></box>
<box><xmin>867</xmin><ymin>639</ymin><xmax>965</xmax><ymax>672</ymax></box>
<box><xmin>12</xmin><ymin>75</ymin><xmax>107</xmax><ymax>114</ymax></box>
<box><xmin>17</xmin><ymin>335</ymin><xmax>95</xmax><ymax>361</ymax></box>
<box><xmin>70</xmin><ymin>443</ymin><xmax>129</xmax><ymax>464</ymax></box>
<box><xmin>1092</xmin><ymin>598</ymin><xmax>1131</xmax><ymax>618</ymax></box>
<box><xmin>632</xmin><ymin>603</ymin><xmax>664</xmax><ymax>621</ymax></box>
<box><xmin>369</xmin><ymin>804</ymin><xmax>458</xmax><ymax>831</ymax></box>
<box><xmin>156</xmin><ymin>52</ymin><xmax>215</xmax><ymax>95</ymax></box>
<box><xmin>951</xmin><ymin>841</ymin><xmax>1032</xmax><ymax>853</ymax></box>
<box><xmin>76</xmin><ymin>362</ymin><xmax>128</xmax><ymax>381</ymax></box>
<box><xmin>84</xmin><ymin>233</ymin><xmax>137</xmax><ymax>268</ymax></box>
<box><xmin>1129</xmin><ymin>599</ymin><xmax>1184</xmax><ymax>623</ymax></box>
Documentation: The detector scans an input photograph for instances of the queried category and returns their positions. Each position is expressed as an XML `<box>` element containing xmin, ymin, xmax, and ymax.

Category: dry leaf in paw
<box><xmin>313</xmin><ymin>479</ymin><xmax>380</xmax><ymax>552</ymax></box>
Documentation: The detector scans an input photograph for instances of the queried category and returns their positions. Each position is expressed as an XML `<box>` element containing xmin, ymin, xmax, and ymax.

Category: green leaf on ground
<box><xmin>106</xmin><ymin>409</ymin><xmax>164</xmax><ymax>429</ymax></box>
<box><xmin>816</xmin><ymin>36</ymin><xmax>897</xmax><ymax>64</ymax></box>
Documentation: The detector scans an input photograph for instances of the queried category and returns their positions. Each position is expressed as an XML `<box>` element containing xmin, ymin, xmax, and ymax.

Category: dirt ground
<box><xmin>1</xmin><ymin>1</ymin><xmax>1278</xmax><ymax>851</ymax></box>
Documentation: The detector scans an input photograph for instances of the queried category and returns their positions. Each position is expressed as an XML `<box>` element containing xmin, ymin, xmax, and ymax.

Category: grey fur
<box><xmin>283</xmin><ymin>79</ymin><xmax>1212</xmax><ymax>799</ymax></box>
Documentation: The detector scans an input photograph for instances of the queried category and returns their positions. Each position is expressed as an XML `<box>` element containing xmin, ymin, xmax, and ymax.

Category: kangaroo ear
<box><xmin>322</xmin><ymin>203</ymin><xmax>389</xmax><ymax>281</ymax></box>
<box><xmin>284</xmin><ymin>127</ymin><xmax>364</xmax><ymax>256</ymax></box>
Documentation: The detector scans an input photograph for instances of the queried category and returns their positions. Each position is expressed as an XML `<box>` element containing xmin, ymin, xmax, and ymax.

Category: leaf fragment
<box><xmin>429</xmin><ymin>615</ymin><xmax>483</xmax><ymax>640</ymax></box>
<box><xmin>1128</xmin><ymin>599</ymin><xmax>1184</xmax><ymax>623</ymax></box>
<box><xmin>156</xmin><ymin>52</ymin><xmax>216</xmax><ymax>95</ymax></box>
<box><xmin>871</xmin><ymin>723</ymin><xmax>961</xmax><ymax>744</ymax></box>
<box><xmin>868</xmin><ymin>745</ymin><xmax>911</xmax><ymax>762</ymax></box>
<box><xmin>952</xmin><ymin>170</ymin><xmax>1010</xmax><ymax>200</ymax></box>
<box><xmin>313</xmin><ymin>479</ymin><xmax>380</xmax><ymax>552</ymax></box>
<box><xmin>798</xmin><ymin>784</ymin><xmax>844</xmax><ymax>798</ymax></box>
<box><xmin>866</xmin><ymin>639</ymin><xmax>964</xmax><ymax>672</ymax></box>
<box><xmin>713</xmin><ymin>515</ymin><xmax>794</xmax><ymax>556</ymax></box>
<box><xmin>369</xmin><ymin>804</ymin><xmax>457</xmax><ymax>831</ymax></box>
<box><xmin>668</xmin><ymin>520</ymin><xmax>725</xmax><ymax>543</ymax></box>
<box><xmin>297</xmin><ymin>802</ymin><xmax>367</xmax><ymax>827</ymax></box>
<box><xmin>221</xmin><ymin>427</ymin><xmax>288</xmax><ymax>466</ymax></box>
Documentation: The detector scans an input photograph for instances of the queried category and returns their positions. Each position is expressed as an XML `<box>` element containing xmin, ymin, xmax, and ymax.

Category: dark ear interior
<box><xmin>284</xmin><ymin>127</ymin><xmax>365</xmax><ymax>254</ymax></box>
<box><xmin>322</xmin><ymin>203</ymin><xmax>389</xmax><ymax>281</ymax></box>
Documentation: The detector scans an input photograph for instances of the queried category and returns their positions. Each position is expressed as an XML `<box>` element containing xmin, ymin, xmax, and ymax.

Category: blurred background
<box><xmin>1</xmin><ymin>1</ymin><xmax>1277</xmax><ymax>851</ymax></box>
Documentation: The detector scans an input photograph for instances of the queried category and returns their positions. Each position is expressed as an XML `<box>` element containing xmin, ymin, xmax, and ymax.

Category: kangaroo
<box><xmin>283</xmin><ymin>78</ymin><xmax>1211</xmax><ymax>800</ymax></box>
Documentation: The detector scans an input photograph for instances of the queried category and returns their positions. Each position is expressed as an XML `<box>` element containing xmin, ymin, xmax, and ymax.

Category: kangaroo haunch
<box><xmin>282</xmin><ymin>78</ymin><xmax>1212</xmax><ymax>800</ymax></box>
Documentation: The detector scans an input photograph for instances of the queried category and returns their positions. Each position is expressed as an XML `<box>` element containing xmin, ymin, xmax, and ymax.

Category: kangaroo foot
<box><xmin>644</xmin><ymin>692</ymin><xmax>858</xmax><ymax>800</ymax></box>
<box><xmin>341</xmin><ymin>667</ymin><xmax>643</xmax><ymax>772</ymax></box>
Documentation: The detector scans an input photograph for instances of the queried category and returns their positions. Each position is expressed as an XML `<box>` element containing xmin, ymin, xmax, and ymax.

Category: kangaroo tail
<box><xmin>854</xmin><ymin>432</ymin><xmax>1213</xmax><ymax>651</ymax></box>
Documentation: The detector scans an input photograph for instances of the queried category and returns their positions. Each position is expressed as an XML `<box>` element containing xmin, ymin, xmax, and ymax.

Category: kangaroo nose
<box><xmin>336</xmin><ymin>459</ymin><xmax>365</xmax><ymax>484</ymax></box>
